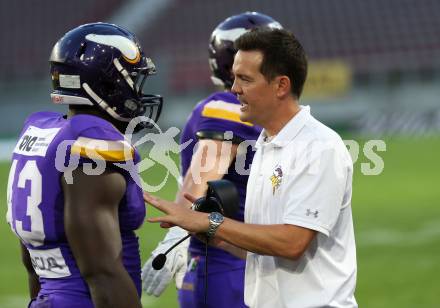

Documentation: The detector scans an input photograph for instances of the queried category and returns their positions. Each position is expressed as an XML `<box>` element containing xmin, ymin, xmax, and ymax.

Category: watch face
<box><xmin>209</xmin><ymin>212</ymin><xmax>224</xmax><ymax>223</ymax></box>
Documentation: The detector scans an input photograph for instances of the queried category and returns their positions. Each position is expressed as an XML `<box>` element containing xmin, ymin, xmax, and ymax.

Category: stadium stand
<box><xmin>2</xmin><ymin>0</ymin><xmax>440</xmax><ymax>89</ymax></box>
<box><xmin>137</xmin><ymin>0</ymin><xmax>440</xmax><ymax>92</ymax></box>
<box><xmin>0</xmin><ymin>0</ymin><xmax>124</xmax><ymax>80</ymax></box>
<box><xmin>0</xmin><ymin>0</ymin><xmax>439</xmax><ymax>135</ymax></box>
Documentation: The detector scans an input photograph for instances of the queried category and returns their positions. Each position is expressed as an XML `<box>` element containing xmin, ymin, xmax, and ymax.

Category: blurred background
<box><xmin>0</xmin><ymin>0</ymin><xmax>439</xmax><ymax>307</ymax></box>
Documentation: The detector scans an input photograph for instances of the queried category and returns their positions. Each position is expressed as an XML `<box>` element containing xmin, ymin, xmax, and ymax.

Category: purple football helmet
<box><xmin>49</xmin><ymin>22</ymin><xmax>162</xmax><ymax>129</ymax></box>
<box><xmin>208</xmin><ymin>12</ymin><xmax>282</xmax><ymax>88</ymax></box>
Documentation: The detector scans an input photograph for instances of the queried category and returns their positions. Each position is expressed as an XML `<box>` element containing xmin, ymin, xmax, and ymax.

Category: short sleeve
<box><xmin>196</xmin><ymin>99</ymin><xmax>259</xmax><ymax>143</ymax></box>
<box><xmin>282</xmin><ymin>144</ymin><xmax>350</xmax><ymax>236</ymax></box>
<box><xmin>71</xmin><ymin>136</ymin><xmax>134</xmax><ymax>162</ymax></box>
<box><xmin>69</xmin><ymin>115</ymin><xmax>135</xmax><ymax>163</ymax></box>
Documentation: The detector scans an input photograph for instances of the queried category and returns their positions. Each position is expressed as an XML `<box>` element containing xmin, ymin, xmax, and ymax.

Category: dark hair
<box><xmin>235</xmin><ymin>28</ymin><xmax>308</xmax><ymax>98</ymax></box>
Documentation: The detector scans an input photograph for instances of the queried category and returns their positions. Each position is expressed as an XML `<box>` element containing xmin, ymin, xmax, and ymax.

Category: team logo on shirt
<box><xmin>269</xmin><ymin>165</ymin><xmax>283</xmax><ymax>195</ymax></box>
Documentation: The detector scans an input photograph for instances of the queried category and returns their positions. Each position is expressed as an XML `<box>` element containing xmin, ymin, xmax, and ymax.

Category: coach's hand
<box><xmin>144</xmin><ymin>192</ymin><xmax>210</xmax><ymax>233</ymax></box>
<box><xmin>141</xmin><ymin>227</ymin><xmax>189</xmax><ymax>296</ymax></box>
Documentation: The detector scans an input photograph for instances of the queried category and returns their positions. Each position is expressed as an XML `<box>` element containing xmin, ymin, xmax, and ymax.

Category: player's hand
<box><xmin>141</xmin><ymin>227</ymin><xmax>189</xmax><ymax>297</ymax></box>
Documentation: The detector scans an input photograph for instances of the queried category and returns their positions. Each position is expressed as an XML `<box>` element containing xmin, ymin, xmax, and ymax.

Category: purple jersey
<box><xmin>180</xmin><ymin>91</ymin><xmax>261</xmax><ymax>260</ymax></box>
<box><xmin>6</xmin><ymin>111</ymin><xmax>145</xmax><ymax>303</ymax></box>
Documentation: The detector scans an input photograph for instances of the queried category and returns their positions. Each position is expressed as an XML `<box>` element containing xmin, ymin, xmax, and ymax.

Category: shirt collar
<box><xmin>255</xmin><ymin>105</ymin><xmax>310</xmax><ymax>149</ymax></box>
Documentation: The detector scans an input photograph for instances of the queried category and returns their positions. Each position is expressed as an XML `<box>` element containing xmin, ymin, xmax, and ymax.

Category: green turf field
<box><xmin>1</xmin><ymin>137</ymin><xmax>439</xmax><ymax>307</ymax></box>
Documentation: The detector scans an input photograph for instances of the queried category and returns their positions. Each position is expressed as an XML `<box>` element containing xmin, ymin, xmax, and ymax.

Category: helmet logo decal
<box><xmin>212</xmin><ymin>28</ymin><xmax>248</xmax><ymax>42</ymax></box>
<box><xmin>268</xmin><ymin>21</ymin><xmax>283</xmax><ymax>29</ymax></box>
<box><xmin>85</xmin><ymin>34</ymin><xmax>141</xmax><ymax>64</ymax></box>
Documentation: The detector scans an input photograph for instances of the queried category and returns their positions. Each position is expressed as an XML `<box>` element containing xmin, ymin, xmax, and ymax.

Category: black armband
<box><xmin>196</xmin><ymin>130</ymin><xmax>243</xmax><ymax>144</ymax></box>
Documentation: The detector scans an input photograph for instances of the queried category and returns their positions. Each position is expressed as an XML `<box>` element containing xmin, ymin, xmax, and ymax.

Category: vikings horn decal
<box><xmin>211</xmin><ymin>28</ymin><xmax>248</xmax><ymax>42</ymax></box>
<box><xmin>85</xmin><ymin>34</ymin><xmax>141</xmax><ymax>63</ymax></box>
<box><xmin>268</xmin><ymin>21</ymin><xmax>283</xmax><ymax>30</ymax></box>
<box><xmin>213</xmin><ymin>21</ymin><xmax>282</xmax><ymax>42</ymax></box>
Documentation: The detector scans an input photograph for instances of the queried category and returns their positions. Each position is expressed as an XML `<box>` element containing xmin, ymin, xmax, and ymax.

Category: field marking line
<box><xmin>356</xmin><ymin>220</ymin><xmax>440</xmax><ymax>247</ymax></box>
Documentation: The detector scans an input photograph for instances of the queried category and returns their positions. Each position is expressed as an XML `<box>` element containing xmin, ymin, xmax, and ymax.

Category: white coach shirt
<box><xmin>244</xmin><ymin>106</ymin><xmax>357</xmax><ymax>308</ymax></box>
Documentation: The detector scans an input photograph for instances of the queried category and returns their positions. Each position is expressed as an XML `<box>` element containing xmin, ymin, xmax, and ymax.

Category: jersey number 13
<box><xmin>6</xmin><ymin>159</ymin><xmax>45</xmax><ymax>247</ymax></box>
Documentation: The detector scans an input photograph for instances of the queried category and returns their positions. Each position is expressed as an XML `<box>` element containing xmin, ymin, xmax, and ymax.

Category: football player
<box><xmin>141</xmin><ymin>12</ymin><xmax>282</xmax><ymax>308</ymax></box>
<box><xmin>6</xmin><ymin>23</ymin><xmax>162</xmax><ymax>308</ymax></box>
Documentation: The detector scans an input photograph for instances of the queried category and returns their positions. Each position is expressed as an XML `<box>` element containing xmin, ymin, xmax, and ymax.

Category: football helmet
<box><xmin>208</xmin><ymin>12</ymin><xmax>283</xmax><ymax>88</ymax></box>
<box><xmin>50</xmin><ymin>22</ymin><xmax>162</xmax><ymax>129</ymax></box>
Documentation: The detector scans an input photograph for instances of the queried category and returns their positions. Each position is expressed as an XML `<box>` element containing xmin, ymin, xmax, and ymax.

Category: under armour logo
<box><xmin>306</xmin><ymin>209</ymin><xmax>319</xmax><ymax>218</ymax></box>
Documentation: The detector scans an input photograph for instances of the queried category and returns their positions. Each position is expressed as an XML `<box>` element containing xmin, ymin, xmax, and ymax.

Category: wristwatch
<box><xmin>206</xmin><ymin>212</ymin><xmax>224</xmax><ymax>238</ymax></box>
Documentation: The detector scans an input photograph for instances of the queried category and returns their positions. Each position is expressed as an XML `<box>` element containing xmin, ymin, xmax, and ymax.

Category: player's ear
<box><xmin>275</xmin><ymin>75</ymin><xmax>291</xmax><ymax>98</ymax></box>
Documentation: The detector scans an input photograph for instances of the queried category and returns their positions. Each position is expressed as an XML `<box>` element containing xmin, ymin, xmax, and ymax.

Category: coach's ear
<box><xmin>275</xmin><ymin>75</ymin><xmax>291</xmax><ymax>99</ymax></box>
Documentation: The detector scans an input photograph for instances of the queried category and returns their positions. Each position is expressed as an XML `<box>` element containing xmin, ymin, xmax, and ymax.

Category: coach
<box><xmin>145</xmin><ymin>28</ymin><xmax>357</xmax><ymax>308</ymax></box>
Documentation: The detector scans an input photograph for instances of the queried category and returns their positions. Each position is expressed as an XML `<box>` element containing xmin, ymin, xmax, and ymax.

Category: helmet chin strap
<box><xmin>82</xmin><ymin>82</ymin><xmax>131</xmax><ymax>123</ymax></box>
<box><xmin>81</xmin><ymin>58</ymin><xmax>141</xmax><ymax>122</ymax></box>
<box><xmin>210</xmin><ymin>76</ymin><xmax>226</xmax><ymax>87</ymax></box>
<box><xmin>113</xmin><ymin>58</ymin><xmax>135</xmax><ymax>90</ymax></box>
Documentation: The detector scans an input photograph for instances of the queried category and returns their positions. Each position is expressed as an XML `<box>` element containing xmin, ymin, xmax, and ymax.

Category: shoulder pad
<box><xmin>69</xmin><ymin>114</ymin><xmax>119</xmax><ymax>135</ymax></box>
<box><xmin>201</xmin><ymin>100</ymin><xmax>253</xmax><ymax>126</ymax></box>
<box><xmin>69</xmin><ymin>115</ymin><xmax>134</xmax><ymax>162</ymax></box>
<box><xmin>71</xmin><ymin>136</ymin><xmax>134</xmax><ymax>162</ymax></box>
<box><xmin>24</xmin><ymin>111</ymin><xmax>62</xmax><ymax>126</ymax></box>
